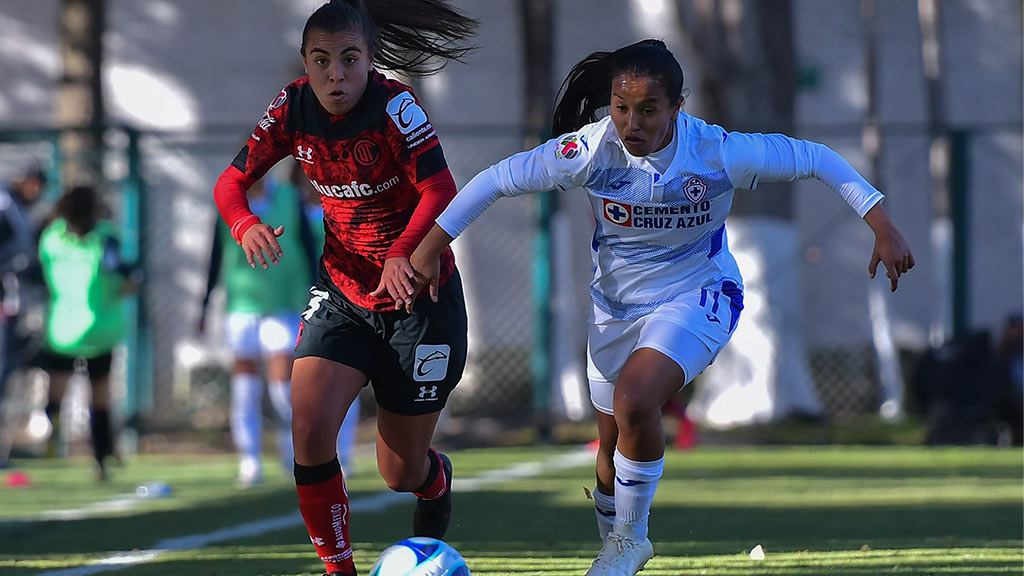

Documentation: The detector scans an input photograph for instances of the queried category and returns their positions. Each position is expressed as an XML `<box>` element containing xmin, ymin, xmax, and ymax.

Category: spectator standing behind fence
<box><xmin>409</xmin><ymin>39</ymin><xmax>915</xmax><ymax>576</ymax></box>
<box><xmin>200</xmin><ymin>174</ymin><xmax>318</xmax><ymax>486</ymax></box>
<box><xmin>38</xmin><ymin>185</ymin><xmax>138</xmax><ymax>481</ymax></box>
<box><xmin>212</xmin><ymin>1</ymin><xmax>476</xmax><ymax>574</ymax></box>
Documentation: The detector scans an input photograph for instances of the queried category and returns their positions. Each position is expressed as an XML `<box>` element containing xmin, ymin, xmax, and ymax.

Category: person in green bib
<box><xmin>38</xmin><ymin>185</ymin><xmax>138</xmax><ymax>481</ymax></box>
<box><xmin>201</xmin><ymin>173</ymin><xmax>318</xmax><ymax>486</ymax></box>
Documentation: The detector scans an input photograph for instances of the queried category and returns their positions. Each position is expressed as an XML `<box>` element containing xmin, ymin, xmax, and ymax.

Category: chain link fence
<box><xmin>0</xmin><ymin>123</ymin><xmax>1020</xmax><ymax>442</ymax></box>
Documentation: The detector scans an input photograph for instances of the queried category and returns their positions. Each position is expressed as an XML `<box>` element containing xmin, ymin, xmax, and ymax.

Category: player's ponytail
<box><xmin>302</xmin><ymin>0</ymin><xmax>477</xmax><ymax>77</ymax></box>
<box><xmin>552</xmin><ymin>51</ymin><xmax>613</xmax><ymax>136</ymax></box>
<box><xmin>552</xmin><ymin>39</ymin><xmax>686</xmax><ymax>135</ymax></box>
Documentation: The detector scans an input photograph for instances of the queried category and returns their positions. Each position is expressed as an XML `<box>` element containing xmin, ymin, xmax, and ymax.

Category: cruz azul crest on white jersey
<box><xmin>684</xmin><ymin>175</ymin><xmax>707</xmax><ymax>204</ymax></box>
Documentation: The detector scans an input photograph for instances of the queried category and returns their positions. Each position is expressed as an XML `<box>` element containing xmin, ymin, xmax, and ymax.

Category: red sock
<box><xmin>295</xmin><ymin>458</ymin><xmax>355</xmax><ymax>574</ymax></box>
<box><xmin>413</xmin><ymin>448</ymin><xmax>447</xmax><ymax>500</ymax></box>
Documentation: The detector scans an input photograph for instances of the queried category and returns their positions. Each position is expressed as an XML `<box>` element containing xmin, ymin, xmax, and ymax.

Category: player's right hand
<box><xmin>241</xmin><ymin>223</ymin><xmax>285</xmax><ymax>269</ymax></box>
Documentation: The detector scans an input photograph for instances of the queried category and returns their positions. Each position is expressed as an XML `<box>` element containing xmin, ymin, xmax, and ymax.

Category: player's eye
<box><xmin>344</xmin><ymin>56</ymin><xmax>357</xmax><ymax>64</ymax></box>
<box><xmin>315</xmin><ymin>58</ymin><xmax>328</xmax><ymax>65</ymax></box>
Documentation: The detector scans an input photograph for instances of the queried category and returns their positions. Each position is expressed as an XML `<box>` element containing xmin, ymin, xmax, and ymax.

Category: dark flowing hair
<box><xmin>301</xmin><ymin>0</ymin><xmax>478</xmax><ymax>77</ymax></box>
<box><xmin>552</xmin><ymin>39</ymin><xmax>685</xmax><ymax>135</ymax></box>
<box><xmin>53</xmin><ymin>185</ymin><xmax>102</xmax><ymax>237</ymax></box>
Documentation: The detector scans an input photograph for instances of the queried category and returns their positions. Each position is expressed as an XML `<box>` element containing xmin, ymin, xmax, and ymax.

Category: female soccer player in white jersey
<box><xmin>409</xmin><ymin>39</ymin><xmax>915</xmax><ymax>576</ymax></box>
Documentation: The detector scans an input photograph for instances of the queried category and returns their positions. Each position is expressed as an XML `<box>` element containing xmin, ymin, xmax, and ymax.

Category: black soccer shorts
<box><xmin>295</xmin><ymin>269</ymin><xmax>467</xmax><ymax>416</ymax></box>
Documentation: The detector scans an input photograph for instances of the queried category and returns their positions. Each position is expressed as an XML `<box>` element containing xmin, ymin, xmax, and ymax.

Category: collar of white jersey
<box><xmin>615</xmin><ymin>114</ymin><xmax>688</xmax><ymax>186</ymax></box>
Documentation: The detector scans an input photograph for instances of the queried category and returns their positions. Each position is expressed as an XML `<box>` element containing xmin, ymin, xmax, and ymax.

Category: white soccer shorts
<box><xmin>587</xmin><ymin>282</ymin><xmax>742</xmax><ymax>415</ymax></box>
<box><xmin>225</xmin><ymin>312</ymin><xmax>299</xmax><ymax>359</ymax></box>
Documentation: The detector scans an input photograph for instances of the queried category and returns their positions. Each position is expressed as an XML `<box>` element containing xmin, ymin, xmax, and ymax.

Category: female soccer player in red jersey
<box><xmin>212</xmin><ymin>2</ymin><xmax>475</xmax><ymax>574</ymax></box>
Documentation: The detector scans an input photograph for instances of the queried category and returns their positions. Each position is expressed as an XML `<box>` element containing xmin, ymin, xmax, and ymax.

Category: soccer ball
<box><xmin>368</xmin><ymin>537</ymin><xmax>470</xmax><ymax>576</ymax></box>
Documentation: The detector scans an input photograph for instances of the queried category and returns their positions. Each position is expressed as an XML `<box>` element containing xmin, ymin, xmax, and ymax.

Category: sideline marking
<box><xmin>38</xmin><ymin>449</ymin><xmax>593</xmax><ymax>576</ymax></box>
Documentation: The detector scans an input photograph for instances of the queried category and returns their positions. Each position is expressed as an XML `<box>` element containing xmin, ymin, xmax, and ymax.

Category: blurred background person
<box><xmin>992</xmin><ymin>311</ymin><xmax>1022</xmax><ymax>445</ymax></box>
<box><xmin>0</xmin><ymin>165</ymin><xmax>47</xmax><ymax>383</ymax></box>
<box><xmin>200</xmin><ymin>169</ymin><xmax>319</xmax><ymax>486</ymax></box>
<box><xmin>0</xmin><ymin>164</ymin><xmax>47</xmax><ymax>468</ymax></box>
<box><xmin>38</xmin><ymin>185</ymin><xmax>138</xmax><ymax>481</ymax></box>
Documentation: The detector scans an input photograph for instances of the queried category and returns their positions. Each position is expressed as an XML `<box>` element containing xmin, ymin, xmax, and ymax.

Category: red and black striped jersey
<box><xmin>224</xmin><ymin>71</ymin><xmax>456</xmax><ymax>311</ymax></box>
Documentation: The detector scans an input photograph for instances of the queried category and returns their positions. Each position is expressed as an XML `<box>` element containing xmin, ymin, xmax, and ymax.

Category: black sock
<box><xmin>90</xmin><ymin>408</ymin><xmax>112</xmax><ymax>464</ymax></box>
<box><xmin>414</xmin><ymin>449</ymin><xmax>441</xmax><ymax>494</ymax></box>
<box><xmin>294</xmin><ymin>457</ymin><xmax>341</xmax><ymax>486</ymax></box>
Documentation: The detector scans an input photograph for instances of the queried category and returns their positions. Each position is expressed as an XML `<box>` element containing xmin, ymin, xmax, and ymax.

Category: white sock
<box><xmin>268</xmin><ymin>380</ymin><xmax>293</xmax><ymax>473</ymax></box>
<box><xmin>592</xmin><ymin>486</ymin><xmax>615</xmax><ymax>542</ymax></box>
<box><xmin>612</xmin><ymin>449</ymin><xmax>663</xmax><ymax>541</ymax></box>
<box><xmin>230</xmin><ymin>373</ymin><xmax>263</xmax><ymax>470</ymax></box>
<box><xmin>337</xmin><ymin>397</ymin><xmax>360</xmax><ymax>472</ymax></box>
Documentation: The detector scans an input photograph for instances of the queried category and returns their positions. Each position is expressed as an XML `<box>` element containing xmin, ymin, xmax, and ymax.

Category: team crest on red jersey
<box><xmin>353</xmin><ymin>139</ymin><xmax>381</xmax><ymax>167</ymax></box>
<box><xmin>684</xmin><ymin>175</ymin><xmax>707</xmax><ymax>204</ymax></box>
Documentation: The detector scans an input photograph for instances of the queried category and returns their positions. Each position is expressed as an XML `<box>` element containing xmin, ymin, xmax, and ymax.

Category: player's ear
<box><xmin>671</xmin><ymin>97</ymin><xmax>683</xmax><ymax>121</ymax></box>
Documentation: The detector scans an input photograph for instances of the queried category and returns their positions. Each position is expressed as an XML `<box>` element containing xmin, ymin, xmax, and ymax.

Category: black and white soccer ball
<box><xmin>368</xmin><ymin>537</ymin><xmax>470</xmax><ymax>576</ymax></box>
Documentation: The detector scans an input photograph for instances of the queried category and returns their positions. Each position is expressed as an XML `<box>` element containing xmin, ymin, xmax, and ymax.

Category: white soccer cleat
<box><xmin>584</xmin><ymin>524</ymin><xmax>654</xmax><ymax>576</ymax></box>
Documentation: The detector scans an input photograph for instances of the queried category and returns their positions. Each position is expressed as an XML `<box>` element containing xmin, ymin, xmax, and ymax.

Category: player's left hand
<box><xmin>408</xmin><ymin>248</ymin><xmax>441</xmax><ymax>309</ymax></box>
<box><xmin>869</xmin><ymin>226</ymin><xmax>915</xmax><ymax>292</ymax></box>
<box><xmin>371</xmin><ymin>257</ymin><xmax>417</xmax><ymax>312</ymax></box>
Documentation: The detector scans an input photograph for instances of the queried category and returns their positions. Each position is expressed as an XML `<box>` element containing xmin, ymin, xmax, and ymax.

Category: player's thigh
<box><xmin>615</xmin><ymin>347</ymin><xmax>686</xmax><ymax>416</ymax></box>
<box><xmin>587</xmin><ymin>318</ymin><xmax>643</xmax><ymax>416</ymax></box>
<box><xmin>291</xmin><ymin>356</ymin><xmax>366</xmax><ymax>464</ymax></box>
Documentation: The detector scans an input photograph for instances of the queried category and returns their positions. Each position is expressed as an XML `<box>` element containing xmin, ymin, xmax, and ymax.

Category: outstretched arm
<box><xmin>726</xmin><ymin>133</ymin><xmax>915</xmax><ymax>291</ymax></box>
<box><xmin>407</xmin><ymin>135</ymin><xmax>588</xmax><ymax>305</ymax></box>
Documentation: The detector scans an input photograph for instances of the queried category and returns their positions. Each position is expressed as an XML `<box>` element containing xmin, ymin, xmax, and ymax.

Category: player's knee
<box><xmin>290</xmin><ymin>411</ymin><xmax>335</xmax><ymax>454</ymax></box>
<box><xmin>613</xmin><ymin>392</ymin><xmax>660</xmax><ymax>434</ymax></box>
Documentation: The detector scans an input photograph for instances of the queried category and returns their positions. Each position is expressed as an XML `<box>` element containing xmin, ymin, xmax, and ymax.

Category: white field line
<box><xmin>37</xmin><ymin>449</ymin><xmax>593</xmax><ymax>576</ymax></box>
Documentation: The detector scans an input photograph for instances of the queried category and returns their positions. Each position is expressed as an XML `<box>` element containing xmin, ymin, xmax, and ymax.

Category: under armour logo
<box><xmin>296</xmin><ymin>145</ymin><xmax>314</xmax><ymax>163</ymax></box>
<box><xmin>310</xmin><ymin>536</ymin><xmax>325</xmax><ymax>546</ymax></box>
<box><xmin>418</xmin><ymin>385</ymin><xmax>438</xmax><ymax>400</ymax></box>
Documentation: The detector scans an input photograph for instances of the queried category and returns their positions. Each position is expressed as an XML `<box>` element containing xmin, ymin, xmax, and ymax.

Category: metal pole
<box><xmin>949</xmin><ymin>130</ymin><xmax>970</xmax><ymax>338</ymax></box>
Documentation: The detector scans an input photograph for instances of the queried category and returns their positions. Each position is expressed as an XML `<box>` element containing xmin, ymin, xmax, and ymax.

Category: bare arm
<box><xmin>408</xmin><ymin>224</ymin><xmax>456</xmax><ymax>303</ymax></box>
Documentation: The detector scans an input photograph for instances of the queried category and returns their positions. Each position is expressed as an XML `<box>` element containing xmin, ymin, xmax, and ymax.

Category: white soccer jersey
<box><xmin>437</xmin><ymin>112</ymin><xmax>883</xmax><ymax>325</ymax></box>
